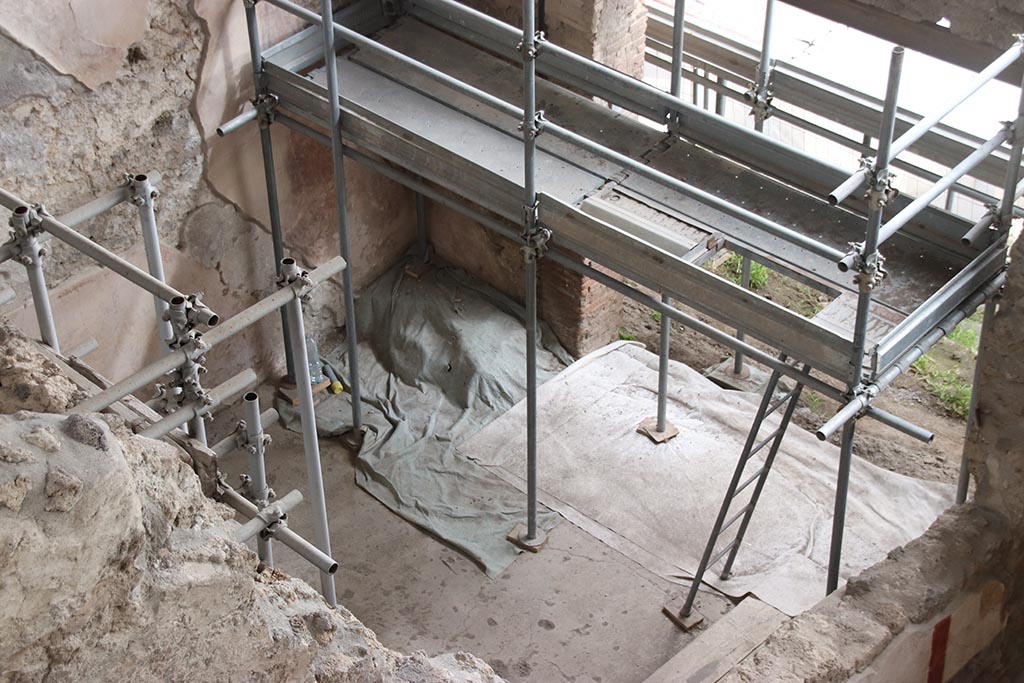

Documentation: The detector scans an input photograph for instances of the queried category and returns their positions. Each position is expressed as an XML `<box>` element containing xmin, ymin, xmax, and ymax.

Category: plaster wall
<box><xmin>0</xmin><ymin>0</ymin><xmax>414</xmax><ymax>385</ymax></box>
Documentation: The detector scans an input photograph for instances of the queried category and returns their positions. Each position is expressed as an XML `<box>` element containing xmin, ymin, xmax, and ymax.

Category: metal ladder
<box><xmin>675</xmin><ymin>354</ymin><xmax>808</xmax><ymax>620</ymax></box>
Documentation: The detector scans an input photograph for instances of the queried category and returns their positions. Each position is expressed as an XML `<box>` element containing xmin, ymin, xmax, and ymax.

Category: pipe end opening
<box><xmin>244</xmin><ymin>391</ymin><xmax>259</xmax><ymax>403</ymax></box>
<box><xmin>206</xmin><ymin>314</ymin><xmax>220</xmax><ymax>327</ymax></box>
<box><xmin>134</xmin><ymin>174</ymin><xmax>148</xmax><ymax>182</ymax></box>
<box><xmin>827</xmin><ymin>194</ymin><xmax>840</xmax><ymax>206</ymax></box>
<box><xmin>171</xmin><ymin>295</ymin><xmax>186</xmax><ymax>305</ymax></box>
<box><xmin>13</xmin><ymin>206</ymin><xmax>28</xmax><ymax>215</ymax></box>
<box><xmin>281</xmin><ymin>257</ymin><xmax>296</xmax><ymax>266</ymax></box>
<box><xmin>327</xmin><ymin>562</ymin><xmax>339</xmax><ymax>575</ymax></box>
<box><xmin>815</xmin><ymin>431</ymin><xmax>828</xmax><ymax>442</ymax></box>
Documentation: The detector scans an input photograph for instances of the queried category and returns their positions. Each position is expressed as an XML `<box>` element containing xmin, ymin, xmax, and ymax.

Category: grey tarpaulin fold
<box><xmin>278</xmin><ymin>258</ymin><xmax>568</xmax><ymax>577</ymax></box>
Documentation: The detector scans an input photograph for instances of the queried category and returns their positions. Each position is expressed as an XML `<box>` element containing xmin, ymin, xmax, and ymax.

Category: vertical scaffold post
<box><xmin>130</xmin><ymin>174</ymin><xmax>174</xmax><ymax>347</ymax></box>
<box><xmin>653</xmin><ymin>0</ymin><xmax>686</xmax><ymax>443</ymax></box>
<box><xmin>281</xmin><ymin>257</ymin><xmax>338</xmax><ymax>605</ymax></box>
<box><xmin>243</xmin><ymin>391</ymin><xmax>275</xmax><ymax>566</ymax></box>
<box><xmin>827</xmin><ymin>46</ymin><xmax>904</xmax><ymax>595</ymax></box>
<box><xmin>319</xmin><ymin>0</ymin><xmax>363</xmax><ymax>433</ymax></box>
<box><xmin>731</xmin><ymin>255</ymin><xmax>752</xmax><ymax>377</ymax></box>
<box><xmin>10</xmin><ymin>206</ymin><xmax>59</xmax><ymax>354</ymax></box>
<box><xmin>243</xmin><ymin>0</ymin><xmax>296</xmax><ymax>384</ymax></box>
<box><xmin>669</xmin><ymin>0</ymin><xmax>686</xmax><ymax>99</ymax></box>
<box><xmin>751</xmin><ymin>0</ymin><xmax>776</xmax><ymax>132</ymax></box>
<box><xmin>511</xmin><ymin>0</ymin><xmax>548</xmax><ymax>551</ymax></box>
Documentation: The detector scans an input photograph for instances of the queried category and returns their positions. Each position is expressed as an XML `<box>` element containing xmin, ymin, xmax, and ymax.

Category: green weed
<box><xmin>618</xmin><ymin>327</ymin><xmax>637</xmax><ymax>341</ymax></box>
<box><xmin>650</xmin><ymin>311</ymin><xmax>662</xmax><ymax>324</ymax></box>
<box><xmin>720</xmin><ymin>253</ymin><xmax>769</xmax><ymax>291</ymax></box>
<box><xmin>911</xmin><ymin>356</ymin><xmax>971</xmax><ymax>419</ymax></box>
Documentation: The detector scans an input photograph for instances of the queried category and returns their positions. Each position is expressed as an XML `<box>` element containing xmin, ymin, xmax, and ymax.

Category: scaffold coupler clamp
<box><xmin>127</xmin><ymin>173</ymin><xmax>158</xmax><ymax>205</ymax></box>
<box><xmin>519</xmin><ymin>110</ymin><xmax>547</xmax><ymax>140</ymax></box>
<box><xmin>516</xmin><ymin>30</ymin><xmax>546</xmax><ymax>60</ymax></box>
<box><xmin>278</xmin><ymin>259</ymin><xmax>314</xmax><ymax>300</ymax></box>
<box><xmin>745</xmin><ymin>63</ymin><xmax>776</xmax><ymax>124</ymax></box>
<box><xmin>254</xmin><ymin>92</ymin><xmax>279</xmax><ymax>127</ymax></box>
<box><xmin>7</xmin><ymin>204</ymin><xmax>46</xmax><ymax>265</ymax></box>
<box><xmin>846</xmin><ymin>244</ymin><xmax>887</xmax><ymax>294</ymax></box>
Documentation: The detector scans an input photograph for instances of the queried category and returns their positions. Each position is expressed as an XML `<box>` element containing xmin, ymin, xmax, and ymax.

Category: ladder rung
<box><xmin>765</xmin><ymin>389</ymin><xmax>797</xmax><ymax>416</ymax></box>
<box><xmin>709</xmin><ymin>539</ymin><xmax>738</xmax><ymax>566</ymax></box>
<box><xmin>731</xmin><ymin>466</ymin><xmax>767</xmax><ymax>499</ymax></box>
<box><xmin>719</xmin><ymin>503</ymin><xmax>753</xmax><ymax>536</ymax></box>
<box><xmin>746</xmin><ymin>427</ymin><xmax>783</xmax><ymax>460</ymax></box>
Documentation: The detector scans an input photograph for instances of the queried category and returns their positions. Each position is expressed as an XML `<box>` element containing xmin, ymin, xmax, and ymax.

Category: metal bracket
<box><xmin>866</xmin><ymin>166</ymin><xmax>898</xmax><ymax>211</ymax></box>
<box><xmin>515</xmin><ymin>31</ymin><xmax>546</xmax><ymax>60</ymax></box>
<box><xmin>278</xmin><ymin>260</ymin><xmax>314</xmax><ymax>300</ymax></box>
<box><xmin>522</xmin><ymin>225</ymin><xmax>551</xmax><ymax>263</ymax></box>
<box><xmin>518</xmin><ymin>110</ymin><xmax>546</xmax><ymax>139</ymax></box>
<box><xmin>850</xmin><ymin>249</ymin><xmax>888</xmax><ymax>293</ymax></box>
<box><xmin>243</xmin><ymin>0</ymin><xmax>259</xmax><ymax>8</ymax></box>
<box><xmin>745</xmin><ymin>62</ymin><xmax>776</xmax><ymax>124</ymax></box>
<box><xmin>253</xmin><ymin>93</ymin><xmax>280</xmax><ymax>127</ymax></box>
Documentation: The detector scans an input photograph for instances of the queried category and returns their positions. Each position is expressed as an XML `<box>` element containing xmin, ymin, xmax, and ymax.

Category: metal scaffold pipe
<box><xmin>318</xmin><ymin>0</ymin><xmax>363</xmax><ymax>431</ymax></box>
<box><xmin>74</xmin><ymin>256</ymin><xmax>347</xmax><ymax>414</ymax></box>
<box><xmin>244</xmin><ymin>1</ymin><xmax>297</xmax><ymax>383</ymax></box>
<box><xmin>0</xmin><ymin>188</ymin><xmax>186</xmax><ymax>305</ymax></box>
<box><xmin>219</xmin><ymin>486</ymin><xmax>339</xmax><ymax>575</ymax></box>
<box><xmin>519</xmin><ymin>0</ymin><xmax>544</xmax><ymax>548</ymax></box>
<box><xmin>878</xmin><ymin>127</ymin><xmax>1011</xmax><ymax>247</ymax></box>
<box><xmin>281</xmin><ymin>256</ymin><xmax>338</xmax><ymax>606</ymax></box>
<box><xmin>130</xmin><ymin>174</ymin><xmax>174</xmax><ymax>347</ymax></box>
<box><xmin>826</xmin><ymin>45</ymin><xmax>903</xmax><ymax>596</ymax></box>
<box><xmin>830</xmin><ymin>38</ymin><xmax>1024</xmax><ymax>206</ymax></box>
<box><xmin>137</xmin><ymin>369</ymin><xmax>258</xmax><ymax>440</ymax></box>
<box><xmin>10</xmin><ymin>207</ymin><xmax>59</xmax><ymax>354</ymax></box>
<box><xmin>243</xmin><ymin>391</ymin><xmax>275</xmax><ymax>564</ymax></box>
<box><xmin>668</xmin><ymin>0</ymin><xmax>686</xmax><ymax>98</ymax></box>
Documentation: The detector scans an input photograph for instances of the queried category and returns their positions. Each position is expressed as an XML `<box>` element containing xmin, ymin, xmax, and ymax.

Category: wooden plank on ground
<box><xmin>644</xmin><ymin>598</ymin><xmax>788</xmax><ymax>683</ymax></box>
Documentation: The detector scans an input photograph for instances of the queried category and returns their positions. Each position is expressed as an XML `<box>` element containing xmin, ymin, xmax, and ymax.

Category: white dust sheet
<box><xmin>459</xmin><ymin>342</ymin><xmax>953</xmax><ymax>616</ymax></box>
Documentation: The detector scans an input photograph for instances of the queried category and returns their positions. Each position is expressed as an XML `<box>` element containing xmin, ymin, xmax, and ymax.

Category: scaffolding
<box><xmin>0</xmin><ymin>178</ymin><xmax>344</xmax><ymax>605</ymax></box>
<box><xmin>2</xmin><ymin>0</ymin><xmax>1020</xmax><ymax>619</ymax></box>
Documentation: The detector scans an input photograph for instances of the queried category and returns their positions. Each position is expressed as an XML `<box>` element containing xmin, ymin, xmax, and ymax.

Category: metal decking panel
<box><xmin>540</xmin><ymin>193</ymin><xmax>855</xmax><ymax>379</ymax></box>
<box><xmin>622</xmin><ymin>139</ymin><xmax>969</xmax><ymax>313</ymax></box>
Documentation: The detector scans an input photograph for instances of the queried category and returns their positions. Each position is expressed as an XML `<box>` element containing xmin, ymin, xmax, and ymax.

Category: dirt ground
<box><xmin>619</xmin><ymin>258</ymin><xmax>973</xmax><ymax>486</ymax></box>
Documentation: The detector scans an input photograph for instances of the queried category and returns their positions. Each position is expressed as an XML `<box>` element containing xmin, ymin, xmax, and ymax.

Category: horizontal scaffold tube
<box><xmin>210</xmin><ymin>407</ymin><xmax>280</xmax><ymax>458</ymax></box>
<box><xmin>263</xmin><ymin>0</ymin><xmax>846</xmax><ymax>263</ymax></box>
<box><xmin>0</xmin><ymin>173</ymin><xmax>164</xmax><ymax>263</ymax></box>
<box><xmin>59</xmin><ymin>171</ymin><xmax>163</xmax><ymax>227</ymax></box>
<box><xmin>137</xmin><ymin>369</ymin><xmax>258</xmax><ymax>440</ymax></box>
<box><xmin>0</xmin><ymin>186</ymin><xmax>184</xmax><ymax>303</ymax></box>
<box><xmin>233</xmin><ymin>489</ymin><xmax>304</xmax><ymax>543</ymax></box>
<box><xmin>74</xmin><ymin>255</ymin><xmax>347</xmax><ymax>414</ymax></box>
<box><xmin>829</xmin><ymin>38</ymin><xmax>1024</xmax><ymax>206</ymax></box>
<box><xmin>219</xmin><ymin>486</ymin><xmax>339</xmax><ymax>574</ymax></box>
<box><xmin>877</xmin><ymin>127</ymin><xmax>1011</xmax><ymax>246</ymax></box>
<box><xmin>816</xmin><ymin>271</ymin><xmax>1005</xmax><ymax>441</ymax></box>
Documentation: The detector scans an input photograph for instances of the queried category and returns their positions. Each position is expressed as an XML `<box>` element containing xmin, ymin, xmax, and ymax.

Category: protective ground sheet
<box><xmin>459</xmin><ymin>342</ymin><xmax>953</xmax><ymax>615</ymax></box>
<box><xmin>280</xmin><ymin>260</ymin><xmax>566</xmax><ymax>577</ymax></box>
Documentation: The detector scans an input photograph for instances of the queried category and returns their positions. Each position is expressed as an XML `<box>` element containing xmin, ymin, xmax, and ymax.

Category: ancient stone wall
<box><xmin>0</xmin><ymin>325</ymin><xmax>502</xmax><ymax>682</ymax></box>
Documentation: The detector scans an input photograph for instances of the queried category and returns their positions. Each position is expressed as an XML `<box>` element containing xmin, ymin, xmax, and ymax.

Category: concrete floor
<box><xmin>215</xmin><ymin>386</ymin><xmax>732</xmax><ymax>683</ymax></box>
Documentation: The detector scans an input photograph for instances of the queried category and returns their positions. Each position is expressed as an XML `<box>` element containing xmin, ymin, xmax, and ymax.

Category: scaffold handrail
<box><xmin>829</xmin><ymin>37</ymin><xmax>1024</xmax><ymax>206</ymax></box>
